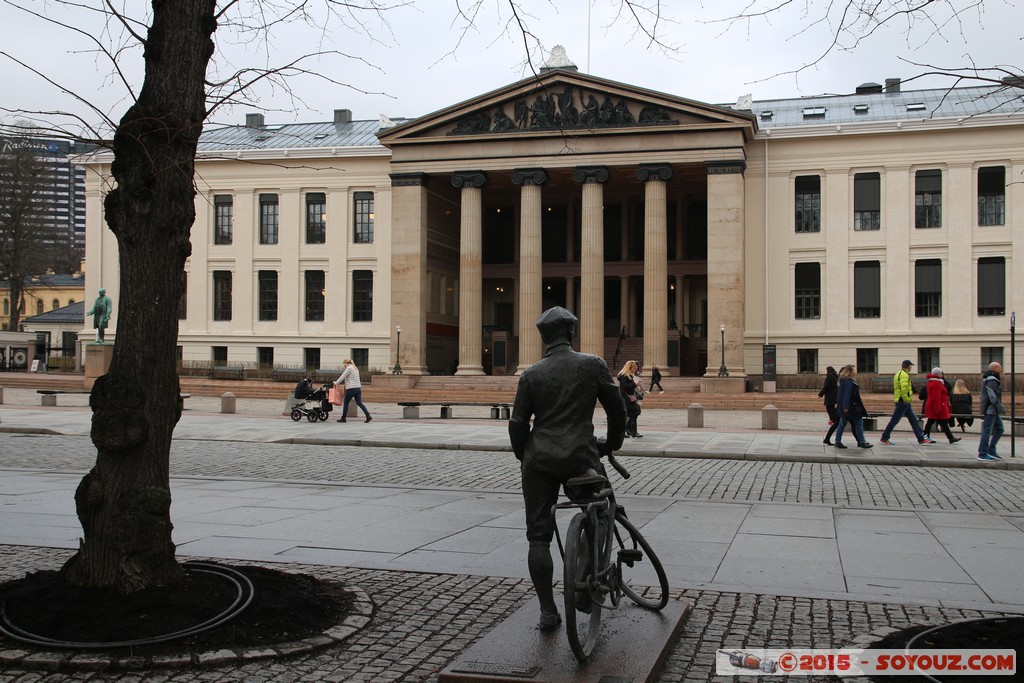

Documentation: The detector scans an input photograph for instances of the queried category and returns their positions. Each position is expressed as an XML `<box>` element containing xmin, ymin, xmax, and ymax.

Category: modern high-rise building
<box><xmin>1</xmin><ymin>136</ymin><xmax>90</xmax><ymax>259</ymax></box>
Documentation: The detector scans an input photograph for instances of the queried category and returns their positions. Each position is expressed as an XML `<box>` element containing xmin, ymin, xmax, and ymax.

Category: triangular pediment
<box><xmin>378</xmin><ymin>69</ymin><xmax>756</xmax><ymax>145</ymax></box>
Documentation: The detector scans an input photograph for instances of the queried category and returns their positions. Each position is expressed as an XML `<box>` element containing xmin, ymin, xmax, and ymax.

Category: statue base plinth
<box><xmin>84</xmin><ymin>343</ymin><xmax>113</xmax><ymax>390</ymax></box>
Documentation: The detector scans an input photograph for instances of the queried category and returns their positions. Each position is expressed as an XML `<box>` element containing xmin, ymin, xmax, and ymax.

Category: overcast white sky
<box><xmin>1</xmin><ymin>0</ymin><xmax>1020</xmax><ymax>134</ymax></box>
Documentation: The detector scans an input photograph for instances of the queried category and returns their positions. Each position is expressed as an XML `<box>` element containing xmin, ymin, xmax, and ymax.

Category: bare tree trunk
<box><xmin>61</xmin><ymin>0</ymin><xmax>217</xmax><ymax>593</ymax></box>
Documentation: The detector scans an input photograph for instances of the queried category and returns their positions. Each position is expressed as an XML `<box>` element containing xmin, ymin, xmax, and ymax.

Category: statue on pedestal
<box><xmin>86</xmin><ymin>288</ymin><xmax>113</xmax><ymax>343</ymax></box>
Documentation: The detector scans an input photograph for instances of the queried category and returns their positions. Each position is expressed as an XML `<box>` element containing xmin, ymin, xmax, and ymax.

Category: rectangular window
<box><xmin>352</xmin><ymin>270</ymin><xmax>373</xmax><ymax>321</ymax></box>
<box><xmin>981</xmin><ymin>347</ymin><xmax>1003</xmax><ymax>370</ymax></box>
<box><xmin>853</xmin><ymin>172</ymin><xmax>880</xmax><ymax>230</ymax></box>
<box><xmin>977</xmin><ymin>256</ymin><xmax>1005</xmax><ymax>316</ymax></box>
<box><xmin>306</xmin><ymin>192</ymin><xmax>326</xmax><ymax>244</ymax></box>
<box><xmin>213</xmin><ymin>270</ymin><xmax>232</xmax><ymax>321</ymax></box>
<box><xmin>797</xmin><ymin>349</ymin><xmax>818</xmax><ymax>374</ymax></box>
<box><xmin>178</xmin><ymin>272</ymin><xmax>187</xmax><ymax>320</ymax></box>
<box><xmin>352</xmin><ymin>348</ymin><xmax>369</xmax><ymax>371</ymax></box>
<box><xmin>856</xmin><ymin>348</ymin><xmax>878</xmax><ymax>375</ymax></box>
<box><xmin>354</xmin><ymin>191</ymin><xmax>374</xmax><ymax>243</ymax></box>
<box><xmin>305</xmin><ymin>270</ymin><xmax>325</xmax><ymax>321</ymax></box>
<box><xmin>258</xmin><ymin>270</ymin><xmax>278</xmax><ymax>321</ymax></box>
<box><xmin>914</xmin><ymin>259</ymin><xmax>942</xmax><ymax>318</ymax></box>
<box><xmin>212</xmin><ymin>346</ymin><xmax>228</xmax><ymax>364</ymax></box>
<box><xmin>258</xmin><ymin>347</ymin><xmax>274</xmax><ymax>369</ymax></box>
<box><xmin>259</xmin><ymin>193</ymin><xmax>279</xmax><ymax>245</ymax></box>
<box><xmin>794</xmin><ymin>262</ymin><xmax>821</xmax><ymax>319</ymax></box>
<box><xmin>853</xmin><ymin>261</ymin><xmax>880</xmax><ymax>318</ymax></box>
<box><xmin>794</xmin><ymin>175</ymin><xmax>821</xmax><ymax>233</ymax></box>
<box><xmin>214</xmin><ymin>195</ymin><xmax>233</xmax><ymax>245</ymax></box>
<box><xmin>918</xmin><ymin>348</ymin><xmax>940</xmax><ymax>372</ymax></box>
<box><xmin>915</xmin><ymin>169</ymin><xmax>942</xmax><ymax>228</ymax></box>
<box><xmin>303</xmin><ymin>347</ymin><xmax>320</xmax><ymax>370</ymax></box>
<box><xmin>978</xmin><ymin>166</ymin><xmax>1005</xmax><ymax>226</ymax></box>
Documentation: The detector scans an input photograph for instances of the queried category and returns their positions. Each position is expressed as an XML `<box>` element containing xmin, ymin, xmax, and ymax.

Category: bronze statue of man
<box><xmin>508</xmin><ymin>306</ymin><xmax>626</xmax><ymax>631</ymax></box>
<box><xmin>86</xmin><ymin>288</ymin><xmax>113</xmax><ymax>342</ymax></box>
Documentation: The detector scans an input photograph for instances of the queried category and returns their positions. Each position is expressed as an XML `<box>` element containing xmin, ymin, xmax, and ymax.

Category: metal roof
<box><xmin>744</xmin><ymin>85</ymin><xmax>1023</xmax><ymax>129</ymax></box>
<box><xmin>197</xmin><ymin>118</ymin><xmax>409</xmax><ymax>152</ymax></box>
<box><xmin>0</xmin><ymin>273</ymin><xmax>86</xmax><ymax>290</ymax></box>
<box><xmin>22</xmin><ymin>300</ymin><xmax>84</xmax><ymax>324</ymax></box>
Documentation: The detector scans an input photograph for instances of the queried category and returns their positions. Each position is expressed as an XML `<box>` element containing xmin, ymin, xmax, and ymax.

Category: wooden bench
<box><xmin>398</xmin><ymin>401</ymin><xmax>512</xmax><ymax>420</ymax></box>
<box><xmin>271</xmin><ymin>367</ymin><xmax>307</xmax><ymax>382</ymax></box>
<box><xmin>210</xmin><ymin>365</ymin><xmax>244</xmax><ymax>380</ymax></box>
<box><xmin>37</xmin><ymin>389</ymin><xmax>191</xmax><ymax>407</ymax></box>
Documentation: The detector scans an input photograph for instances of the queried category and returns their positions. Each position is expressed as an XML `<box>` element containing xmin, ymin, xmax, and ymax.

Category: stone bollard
<box><xmin>221</xmin><ymin>392</ymin><xmax>236</xmax><ymax>414</ymax></box>
<box><xmin>762</xmin><ymin>404</ymin><xmax>779</xmax><ymax>430</ymax></box>
<box><xmin>687</xmin><ymin>403</ymin><xmax>704</xmax><ymax>428</ymax></box>
<box><xmin>0</xmin><ymin>386</ymin><xmax>4</xmax><ymax>405</ymax></box>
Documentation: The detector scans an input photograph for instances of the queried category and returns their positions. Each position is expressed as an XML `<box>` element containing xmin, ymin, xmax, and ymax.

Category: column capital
<box><xmin>511</xmin><ymin>168</ymin><xmax>548</xmax><ymax>186</ymax></box>
<box><xmin>451</xmin><ymin>171</ymin><xmax>489</xmax><ymax>189</ymax></box>
<box><xmin>705</xmin><ymin>160</ymin><xmax>746</xmax><ymax>175</ymax></box>
<box><xmin>637</xmin><ymin>164</ymin><xmax>674</xmax><ymax>182</ymax></box>
<box><xmin>390</xmin><ymin>172</ymin><xmax>429</xmax><ymax>187</ymax></box>
<box><xmin>572</xmin><ymin>166</ymin><xmax>610</xmax><ymax>184</ymax></box>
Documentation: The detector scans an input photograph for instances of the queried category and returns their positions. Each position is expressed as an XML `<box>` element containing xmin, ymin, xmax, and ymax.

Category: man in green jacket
<box><xmin>880</xmin><ymin>360</ymin><xmax>934</xmax><ymax>445</ymax></box>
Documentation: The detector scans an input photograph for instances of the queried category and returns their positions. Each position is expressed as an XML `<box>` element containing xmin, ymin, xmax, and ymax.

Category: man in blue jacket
<box><xmin>978</xmin><ymin>362</ymin><xmax>1005</xmax><ymax>462</ymax></box>
<box><xmin>880</xmin><ymin>360</ymin><xmax>934</xmax><ymax>445</ymax></box>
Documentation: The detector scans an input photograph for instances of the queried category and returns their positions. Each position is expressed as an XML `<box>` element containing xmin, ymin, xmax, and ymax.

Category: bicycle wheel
<box><xmin>563</xmin><ymin>512</ymin><xmax>602</xmax><ymax>661</ymax></box>
<box><xmin>614</xmin><ymin>511</ymin><xmax>669</xmax><ymax>610</ymax></box>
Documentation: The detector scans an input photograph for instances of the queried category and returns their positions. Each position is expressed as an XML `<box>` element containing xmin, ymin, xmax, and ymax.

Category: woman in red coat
<box><xmin>923</xmin><ymin>368</ymin><xmax>961</xmax><ymax>444</ymax></box>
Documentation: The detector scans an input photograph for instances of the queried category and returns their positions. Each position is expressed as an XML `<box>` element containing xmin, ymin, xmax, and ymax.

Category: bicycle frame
<box><xmin>553</xmin><ymin>487</ymin><xmax>623</xmax><ymax>610</ymax></box>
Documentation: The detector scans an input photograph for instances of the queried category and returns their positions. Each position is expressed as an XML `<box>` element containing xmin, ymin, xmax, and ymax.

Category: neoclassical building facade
<box><xmin>80</xmin><ymin>65</ymin><xmax>1023</xmax><ymax>382</ymax></box>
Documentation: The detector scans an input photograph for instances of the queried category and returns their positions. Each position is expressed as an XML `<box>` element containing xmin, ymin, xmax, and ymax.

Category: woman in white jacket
<box><xmin>335</xmin><ymin>359</ymin><xmax>372</xmax><ymax>423</ymax></box>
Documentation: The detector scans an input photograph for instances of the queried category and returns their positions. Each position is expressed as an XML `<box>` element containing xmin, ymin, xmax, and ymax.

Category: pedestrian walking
<box><xmin>949</xmin><ymin>379</ymin><xmax>974</xmax><ymax>432</ymax></box>
<box><xmin>335</xmin><ymin>359</ymin><xmax>372</xmax><ymax>423</ymax></box>
<box><xmin>617</xmin><ymin>360</ymin><xmax>643</xmax><ymax>438</ymax></box>
<box><xmin>879</xmin><ymin>360</ymin><xmax>933</xmax><ymax>445</ymax></box>
<box><xmin>649</xmin><ymin>365</ymin><xmax>665</xmax><ymax>393</ymax></box>
<box><xmin>922</xmin><ymin>368</ymin><xmax>960</xmax><ymax>444</ymax></box>
<box><xmin>833</xmin><ymin>364</ymin><xmax>872</xmax><ymax>449</ymax></box>
<box><xmin>978</xmin><ymin>361</ymin><xmax>1006</xmax><ymax>462</ymax></box>
<box><xmin>819</xmin><ymin>366</ymin><xmax>839</xmax><ymax>445</ymax></box>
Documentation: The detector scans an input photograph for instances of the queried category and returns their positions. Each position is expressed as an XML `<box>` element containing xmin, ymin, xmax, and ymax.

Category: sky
<box><xmin>1</xmin><ymin>0</ymin><xmax>1021</xmax><ymax>135</ymax></box>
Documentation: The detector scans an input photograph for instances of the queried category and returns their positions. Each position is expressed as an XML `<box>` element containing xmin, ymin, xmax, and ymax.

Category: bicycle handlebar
<box><xmin>606</xmin><ymin>453</ymin><xmax>630</xmax><ymax>480</ymax></box>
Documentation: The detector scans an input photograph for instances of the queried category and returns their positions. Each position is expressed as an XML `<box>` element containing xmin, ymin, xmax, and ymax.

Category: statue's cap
<box><xmin>535</xmin><ymin>306</ymin><xmax>577</xmax><ymax>336</ymax></box>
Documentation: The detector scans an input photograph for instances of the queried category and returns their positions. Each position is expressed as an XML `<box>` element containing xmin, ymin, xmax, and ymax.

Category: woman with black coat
<box><xmin>818</xmin><ymin>366</ymin><xmax>839</xmax><ymax>445</ymax></box>
<box><xmin>949</xmin><ymin>379</ymin><xmax>974</xmax><ymax>432</ymax></box>
<box><xmin>617</xmin><ymin>360</ymin><xmax>643</xmax><ymax>438</ymax></box>
<box><xmin>834</xmin><ymin>364</ymin><xmax>872</xmax><ymax>449</ymax></box>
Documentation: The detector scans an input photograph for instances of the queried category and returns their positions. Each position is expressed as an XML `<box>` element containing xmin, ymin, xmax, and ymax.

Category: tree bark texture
<box><xmin>61</xmin><ymin>0</ymin><xmax>218</xmax><ymax>593</ymax></box>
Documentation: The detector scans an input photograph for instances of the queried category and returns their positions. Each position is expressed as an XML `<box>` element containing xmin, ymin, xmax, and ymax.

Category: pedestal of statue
<box><xmin>84</xmin><ymin>343</ymin><xmax>113</xmax><ymax>390</ymax></box>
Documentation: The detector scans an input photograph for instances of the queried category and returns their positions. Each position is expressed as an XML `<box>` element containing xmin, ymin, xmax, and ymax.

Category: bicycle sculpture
<box><xmin>554</xmin><ymin>445</ymin><xmax>669</xmax><ymax>660</ymax></box>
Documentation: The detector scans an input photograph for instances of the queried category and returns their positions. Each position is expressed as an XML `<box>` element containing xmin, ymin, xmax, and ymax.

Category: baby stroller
<box><xmin>291</xmin><ymin>378</ymin><xmax>332</xmax><ymax>422</ymax></box>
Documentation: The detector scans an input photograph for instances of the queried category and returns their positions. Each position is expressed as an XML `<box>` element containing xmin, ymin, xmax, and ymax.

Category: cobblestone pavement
<box><xmin>3</xmin><ymin>433</ymin><xmax>1024</xmax><ymax>513</ymax></box>
<box><xmin>2</xmin><ymin>431</ymin><xmax>1022</xmax><ymax>682</ymax></box>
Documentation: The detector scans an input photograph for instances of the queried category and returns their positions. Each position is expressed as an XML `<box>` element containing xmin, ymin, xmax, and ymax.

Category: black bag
<box><xmin>918</xmin><ymin>384</ymin><xmax>928</xmax><ymax>401</ymax></box>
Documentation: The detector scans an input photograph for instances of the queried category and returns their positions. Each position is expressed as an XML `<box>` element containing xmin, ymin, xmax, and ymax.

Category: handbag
<box><xmin>328</xmin><ymin>385</ymin><xmax>343</xmax><ymax>406</ymax></box>
<box><xmin>634</xmin><ymin>386</ymin><xmax>644</xmax><ymax>401</ymax></box>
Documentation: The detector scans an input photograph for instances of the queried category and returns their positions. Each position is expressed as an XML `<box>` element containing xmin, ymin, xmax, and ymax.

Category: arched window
<box><xmin>52</xmin><ymin>299</ymin><xmax>60</xmax><ymax>310</ymax></box>
<box><xmin>68</xmin><ymin>298</ymin><xmax>75</xmax><ymax>305</ymax></box>
<box><xmin>36</xmin><ymin>299</ymin><xmax>43</xmax><ymax>315</ymax></box>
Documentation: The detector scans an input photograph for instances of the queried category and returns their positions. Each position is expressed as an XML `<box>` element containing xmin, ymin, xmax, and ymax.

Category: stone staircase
<box><xmin>6</xmin><ymin>371</ymin><xmax>1005</xmax><ymax>415</ymax></box>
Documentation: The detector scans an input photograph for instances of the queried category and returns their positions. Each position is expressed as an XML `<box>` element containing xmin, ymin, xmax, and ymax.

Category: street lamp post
<box><xmin>718</xmin><ymin>323</ymin><xmax>729</xmax><ymax>377</ymax></box>
<box><xmin>392</xmin><ymin>324</ymin><xmax>403</xmax><ymax>375</ymax></box>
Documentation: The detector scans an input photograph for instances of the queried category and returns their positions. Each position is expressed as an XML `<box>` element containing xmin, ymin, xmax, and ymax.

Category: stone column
<box><xmin>389</xmin><ymin>172</ymin><xmax>431</xmax><ymax>375</ymax></box>
<box><xmin>703</xmin><ymin>160</ymin><xmax>747</xmax><ymax>381</ymax></box>
<box><xmin>512</xmin><ymin>168</ymin><xmax>547</xmax><ymax>372</ymax></box>
<box><xmin>565</xmin><ymin>275</ymin><xmax>575</xmax><ymax>314</ymax></box>
<box><xmin>639</xmin><ymin>164</ymin><xmax>672</xmax><ymax>375</ymax></box>
<box><xmin>574</xmin><ymin>167</ymin><xmax>609</xmax><ymax>356</ymax></box>
<box><xmin>452</xmin><ymin>171</ymin><xmax>487</xmax><ymax>375</ymax></box>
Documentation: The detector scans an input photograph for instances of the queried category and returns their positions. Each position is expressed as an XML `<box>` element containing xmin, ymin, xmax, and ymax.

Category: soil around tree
<box><xmin>0</xmin><ymin>563</ymin><xmax>353</xmax><ymax>659</ymax></box>
<box><xmin>867</xmin><ymin>617</ymin><xmax>1024</xmax><ymax>683</ymax></box>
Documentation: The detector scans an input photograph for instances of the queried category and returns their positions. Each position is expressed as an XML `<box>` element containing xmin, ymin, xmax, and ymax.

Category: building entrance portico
<box><xmin>379</xmin><ymin>66</ymin><xmax>754</xmax><ymax>380</ymax></box>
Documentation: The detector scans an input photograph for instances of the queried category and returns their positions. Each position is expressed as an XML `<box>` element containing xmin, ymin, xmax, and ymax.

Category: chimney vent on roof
<box><xmin>855</xmin><ymin>82</ymin><xmax>883</xmax><ymax>94</ymax></box>
<box><xmin>885</xmin><ymin>78</ymin><xmax>901</xmax><ymax>93</ymax></box>
<box><xmin>334</xmin><ymin>109</ymin><xmax>352</xmax><ymax>125</ymax></box>
<box><xmin>245</xmin><ymin>113</ymin><xmax>265</xmax><ymax>128</ymax></box>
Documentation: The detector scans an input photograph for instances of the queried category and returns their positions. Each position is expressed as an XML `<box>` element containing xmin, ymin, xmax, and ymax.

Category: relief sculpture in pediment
<box><xmin>447</xmin><ymin>84</ymin><xmax>676</xmax><ymax>136</ymax></box>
